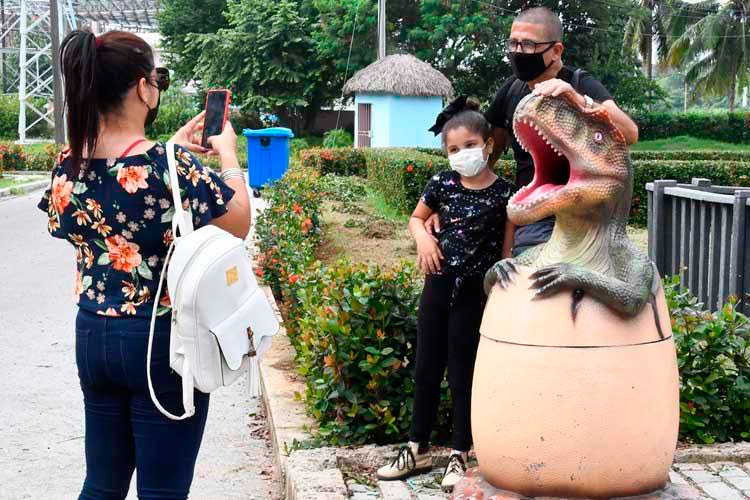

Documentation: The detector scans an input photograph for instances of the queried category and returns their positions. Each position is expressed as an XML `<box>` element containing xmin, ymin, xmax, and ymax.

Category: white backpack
<box><xmin>147</xmin><ymin>141</ymin><xmax>279</xmax><ymax>420</ymax></box>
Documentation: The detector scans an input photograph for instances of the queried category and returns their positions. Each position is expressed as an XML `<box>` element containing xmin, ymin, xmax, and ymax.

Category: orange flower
<box><xmin>120</xmin><ymin>302</ymin><xmax>137</xmax><ymax>315</ymax></box>
<box><xmin>116</xmin><ymin>166</ymin><xmax>149</xmax><ymax>193</ymax></box>
<box><xmin>72</xmin><ymin>209</ymin><xmax>91</xmax><ymax>226</ymax></box>
<box><xmin>320</xmin><ymin>150</ymin><xmax>333</xmax><ymax>161</ymax></box>
<box><xmin>47</xmin><ymin>216</ymin><xmax>60</xmax><ymax>233</ymax></box>
<box><xmin>254</xmin><ymin>268</ymin><xmax>264</xmax><ymax>278</ymax></box>
<box><xmin>105</xmin><ymin>235</ymin><xmax>142</xmax><ymax>273</ymax></box>
<box><xmin>301</xmin><ymin>218</ymin><xmax>313</xmax><ymax>233</ymax></box>
<box><xmin>85</xmin><ymin>198</ymin><xmax>103</xmax><ymax>218</ymax></box>
<box><xmin>51</xmin><ymin>174</ymin><xmax>74</xmax><ymax>214</ymax></box>
<box><xmin>91</xmin><ymin>218</ymin><xmax>112</xmax><ymax>237</ymax></box>
<box><xmin>406</xmin><ymin>164</ymin><xmax>414</xmax><ymax>173</ymax></box>
<box><xmin>323</xmin><ymin>355</ymin><xmax>336</xmax><ymax>368</ymax></box>
<box><xmin>159</xmin><ymin>293</ymin><xmax>172</xmax><ymax>308</ymax></box>
<box><xmin>288</xmin><ymin>274</ymin><xmax>301</xmax><ymax>284</ymax></box>
<box><xmin>292</xmin><ymin>203</ymin><xmax>303</xmax><ymax>215</ymax></box>
<box><xmin>56</xmin><ymin>147</ymin><xmax>72</xmax><ymax>166</ymax></box>
<box><xmin>98</xmin><ymin>307</ymin><xmax>120</xmax><ymax>317</ymax></box>
<box><xmin>73</xmin><ymin>271</ymin><xmax>84</xmax><ymax>297</ymax></box>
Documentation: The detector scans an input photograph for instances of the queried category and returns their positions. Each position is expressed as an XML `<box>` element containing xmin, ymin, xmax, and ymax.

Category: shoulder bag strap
<box><xmin>165</xmin><ymin>141</ymin><xmax>194</xmax><ymax>238</ymax></box>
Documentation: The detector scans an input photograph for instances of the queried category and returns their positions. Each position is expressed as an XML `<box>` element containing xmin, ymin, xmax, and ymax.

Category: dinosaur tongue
<box><xmin>512</xmin><ymin>119</ymin><xmax>571</xmax><ymax>206</ymax></box>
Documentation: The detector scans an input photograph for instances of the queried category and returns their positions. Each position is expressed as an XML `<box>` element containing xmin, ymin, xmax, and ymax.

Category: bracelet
<box><xmin>220</xmin><ymin>168</ymin><xmax>244</xmax><ymax>182</ymax></box>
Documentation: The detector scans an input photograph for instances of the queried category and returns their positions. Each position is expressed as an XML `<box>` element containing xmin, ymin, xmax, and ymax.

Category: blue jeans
<box><xmin>75</xmin><ymin>309</ymin><xmax>210</xmax><ymax>500</ymax></box>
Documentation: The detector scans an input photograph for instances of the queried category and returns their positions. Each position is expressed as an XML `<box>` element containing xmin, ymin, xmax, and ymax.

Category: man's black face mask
<box><xmin>508</xmin><ymin>43</ymin><xmax>557</xmax><ymax>82</ymax></box>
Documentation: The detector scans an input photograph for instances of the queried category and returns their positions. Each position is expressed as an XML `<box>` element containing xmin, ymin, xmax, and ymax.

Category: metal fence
<box><xmin>646</xmin><ymin>178</ymin><xmax>750</xmax><ymax>313</ymax></box>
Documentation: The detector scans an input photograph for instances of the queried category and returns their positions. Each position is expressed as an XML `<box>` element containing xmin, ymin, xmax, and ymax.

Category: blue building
<box><xmin>343</xmin><ymin>54</ymin><xmax>454</xmax><ymax>149</ymax></box>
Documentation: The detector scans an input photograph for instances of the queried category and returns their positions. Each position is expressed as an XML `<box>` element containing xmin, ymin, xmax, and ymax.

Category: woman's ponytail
<box><xmin>60</xmin><ymin>30</ymin><xmax>99</xmax><ymax>176</ymax></box>
<box><xmin>59</xmin><ymin>29</ymin><xmax>154</xmax><ymax>176</ymax></box>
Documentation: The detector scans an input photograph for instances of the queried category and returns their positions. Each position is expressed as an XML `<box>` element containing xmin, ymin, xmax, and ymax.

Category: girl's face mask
<box><xmin>449</xmin><ymin>143</ymin><xmax>488</xmax><ymax>178</ymax></box>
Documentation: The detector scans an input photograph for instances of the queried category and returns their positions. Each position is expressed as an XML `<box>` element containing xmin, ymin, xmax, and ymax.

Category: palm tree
<box><xmin>624</xmin><ymin>0</ymin><xmax>672</xmax><ymax>81</ymax></box>
<box><xmin>665</xmin><ymin>0</ymin><xmax>750</xmax><ymax>112</ymax></box>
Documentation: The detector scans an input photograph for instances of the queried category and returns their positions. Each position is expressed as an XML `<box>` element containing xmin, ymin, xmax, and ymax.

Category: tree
<box><xmin>157</xmin><ymin>0</ymin><xmax>229</xmax><ymax>80</ymax></box>
<box><xmin>188</xmin><ymin>0</ymin><xmax>328</xmax><ymax>131</ymax></box>
<box><xmin>624</xmin><ymin>0</ymin><xmax>671</xmax><ymax>81</ymax></box>
<box><xmin>665</xmin><ymin>0</ymin><xmax>750</xmax><ymax>112</ymax></box>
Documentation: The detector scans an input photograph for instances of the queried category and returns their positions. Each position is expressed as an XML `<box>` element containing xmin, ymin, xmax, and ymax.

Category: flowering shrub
<box><xmin>299</xmin><ymin>148</ymin><xmax>367</xmax><ymax>176</ymax></box>
<box><xmin>255</xmin><ymin>165</ymin><xmax>453</xmax><ymax>445</ymax></box>
<box><xmin>364</xmin><ymin>149</ymin><xmax>449</xmax><ymax>214</ymax></box>
<box><xmin>666</xmin><ymin>276</ymin><xmax>750</xmax><ymax>443</ymax></box>
<box><xmin>0</xmin><ymin>143</ymin><xmax>27</xmax><ymax>172</ymax></box>
<box><xmin>0</xmin><ymin>142</ymin><xmax>61</xmax><ymax>172</ymax></box>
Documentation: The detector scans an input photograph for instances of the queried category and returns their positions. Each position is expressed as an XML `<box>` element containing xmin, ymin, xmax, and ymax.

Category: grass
<box><xmin>631</xmin><ymin>136</ymin><xmax>750</xmax><ymax>151</ymax></box>
<box><xmin>0</xmin><ymin>174</ymin><xmax>44</xmax><ymax>190</ymax></box>
<box><xmin>365</xmin><ymin>187</ymin><xmax>411</xmax><ymax>224</ymax></box>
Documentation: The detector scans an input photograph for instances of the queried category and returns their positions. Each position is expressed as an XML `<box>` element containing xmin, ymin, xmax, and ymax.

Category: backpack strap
<box><xmin>147</xmin><ymin>239</ymin><xmax>197</xmax><ymax>420</ymax></box>
<box><xmin>166</xmin><ymin>141</ymin><xmax>194</xmax><ymax>238</ymax></box>
<box><xmin>509</xmin><ymin>78</ymin><xmax>526</xmax><ymax>100</ymax></box>
<box><xmin>572</xmin><ymin>68</ymin><xmax>583</xmax><ymax>94</ymax></box>
<box><xmin>145</xmin><ymin>141</ymin><xmax>198</xmax><ymax>421</ymax></box>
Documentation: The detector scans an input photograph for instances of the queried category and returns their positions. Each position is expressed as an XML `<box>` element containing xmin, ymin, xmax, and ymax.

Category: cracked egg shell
<box><xmin>471</xmin><ymin>267</ymin><xmax>679</xmax><ymax>498</ymax></box>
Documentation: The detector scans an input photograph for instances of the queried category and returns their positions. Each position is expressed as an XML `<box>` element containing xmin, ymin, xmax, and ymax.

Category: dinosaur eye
<box><xmin>594</xmin><ymin>131</ymin><xmax>604</xmax><ymax>142</ymax></box>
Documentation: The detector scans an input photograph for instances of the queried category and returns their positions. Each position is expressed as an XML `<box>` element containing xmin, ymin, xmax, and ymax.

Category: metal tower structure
<box><xmin>0</xmin><ymin>0</ymin><xmax>159</xmax><ymax>143</ymax></box>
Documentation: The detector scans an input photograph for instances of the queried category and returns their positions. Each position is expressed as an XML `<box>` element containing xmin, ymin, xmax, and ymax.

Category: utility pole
<box><xmin>377</xmin><ymin>0</ymin><xmax>385</xmax><ymax>60</ymax></box>
<box><xmin>1</xmin><ymin>0</ymin><xmax>5</xmax><ymax>94</ymax></box>
<box><xmin>50</xmin><ymin>0</ymin><xmax>65</xmax><ymax>144</ymax></box>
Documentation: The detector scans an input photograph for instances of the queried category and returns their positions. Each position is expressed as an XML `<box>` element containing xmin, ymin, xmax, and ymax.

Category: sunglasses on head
<box><xmin>153</xmin><ymin>67</ymin><xmax>170</xmax><ymax>91</ymax></box>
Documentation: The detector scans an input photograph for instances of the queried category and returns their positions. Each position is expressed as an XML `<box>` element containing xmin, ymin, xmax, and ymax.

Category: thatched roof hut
<box><xmin>343</xmin><ymin>54</ymin><xmax>454</xmax><ymax>98</ymax></box>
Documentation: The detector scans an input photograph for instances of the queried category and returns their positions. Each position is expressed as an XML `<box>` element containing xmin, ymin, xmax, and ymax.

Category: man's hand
<box><xmin>170</xmin><ymin>111</ymin><xmax>210</xmax><ymax>155</ymax></box>
<box><xmin>532</xmin><ymin>78</ymin><xmax>587</xmax><ymax>107</ymax></box>
<box><xmin>424</xmin><ymin>212</ymin><xmax>441</xmax><ymax>236</ymax></box>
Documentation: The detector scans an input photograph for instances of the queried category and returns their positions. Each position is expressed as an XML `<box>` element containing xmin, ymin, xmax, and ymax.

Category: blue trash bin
<box><xmin>243</xmin><ymin>127</ymin><xmax>294</xmax><ymax>194</ymax></box>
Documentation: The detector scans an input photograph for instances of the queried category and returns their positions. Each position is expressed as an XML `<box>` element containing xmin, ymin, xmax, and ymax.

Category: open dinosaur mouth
<box><xmin>510</xmin><ymin>118</ymin><xmax>574</xmax><ymax>208</ymax></box>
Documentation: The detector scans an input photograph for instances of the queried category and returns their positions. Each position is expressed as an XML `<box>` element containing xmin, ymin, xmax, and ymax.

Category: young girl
<box><xmin>377</xmin><ymin>97</ymin><xmax>515</xmax><ymax>490</ymax></box>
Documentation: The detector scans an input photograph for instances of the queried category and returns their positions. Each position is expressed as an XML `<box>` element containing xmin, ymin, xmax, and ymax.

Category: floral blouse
<box><xmin>38</xmin><ymin>143</ymin><xmax>235</xmax><ymax>319</ymax></box>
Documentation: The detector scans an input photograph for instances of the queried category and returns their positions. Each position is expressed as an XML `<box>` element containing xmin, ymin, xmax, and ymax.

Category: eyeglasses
<box><xmin>153</xmin><ymin>67</ymin><xmax>170</xmax><ymax>91</ymax></box>
<box><xmin>504</xmin><ymin>39</ymin><xmax>559</xmax><ymax>54</ymax></box>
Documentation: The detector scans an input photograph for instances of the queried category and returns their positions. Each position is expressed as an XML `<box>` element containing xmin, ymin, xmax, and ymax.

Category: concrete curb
<box><xmin>675</xmin><ymin>442</ymin><xmax>750</xmax><ymax>464</ymax></box>
<box><xmin>0</xmin><ymin>179</ymin><xmax>48</xmax><ymax>198</ymax></box>
<box><xmin>257</xmin><ymin>286</ymin><xmax>339</xmax><ymax>499</ymax></box>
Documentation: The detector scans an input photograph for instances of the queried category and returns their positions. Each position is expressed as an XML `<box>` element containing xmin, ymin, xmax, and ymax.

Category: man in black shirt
<box><xmin>485</xmin><ymin>7</ymin><xmax>639</xmax><ymax>256</ymax></box>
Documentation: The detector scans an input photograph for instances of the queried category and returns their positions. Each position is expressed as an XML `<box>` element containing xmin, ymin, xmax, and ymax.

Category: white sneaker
<box><xmin>376</xmin><ymin>442</ymin><xmax>432</xmax><ymax>480</ymax></box>
<box><xmin>441</xmin><ymin>453</ymin><xmax>467</xmax><ymax>491</ymax></box>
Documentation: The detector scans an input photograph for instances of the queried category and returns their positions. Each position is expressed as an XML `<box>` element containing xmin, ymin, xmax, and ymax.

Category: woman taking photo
<box><xmin>38</xmin><ymin>29</ymin><xmax>250</xmax><ymax>499</ymax></box>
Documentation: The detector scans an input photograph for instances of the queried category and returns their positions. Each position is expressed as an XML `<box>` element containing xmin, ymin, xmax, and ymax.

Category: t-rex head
<box><xmin>507</xmin><ymin>93</ymin><xmax>630</xmax><ymax>226</ymax></box>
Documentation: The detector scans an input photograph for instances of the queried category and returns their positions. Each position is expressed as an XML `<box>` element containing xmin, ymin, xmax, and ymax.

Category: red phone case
<box><xmin>201</xmin><ymin>89</ymin><xmax>232</xmax><ymax>148</ymax></box>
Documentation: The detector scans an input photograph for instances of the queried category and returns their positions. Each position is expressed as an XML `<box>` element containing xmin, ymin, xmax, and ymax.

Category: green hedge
<box><xmin>631</xmin><ymin>160</ymin><xmax>750</xmax><ymax>226</ymax></box>
<box><xmin>0</xmin><ymin>95</ymin><xmax>54</xmax><ymax>140</ymax></box>
<box><xmin>364</xmin><ymin>149</ymin><xmax>450</xmax><ymax>215</ymax></box>
<box><xmin>495</xmin><ymin>159</ymin><xmax>750</xmax><ymax>227</ymax></box>
<box><xmin>630</xmin><ymin>151</ymin><xmax>750</xmax><ymax>162</ymax></box>
<box><xmin>633</xmin><ymin>111</ymin><xmax>750</xmax><ymax>144</ymax></box>
<box><xmin>299</xmin><ymin>148</ymin><xmax>367</xmax><ymax>176</ymax></box>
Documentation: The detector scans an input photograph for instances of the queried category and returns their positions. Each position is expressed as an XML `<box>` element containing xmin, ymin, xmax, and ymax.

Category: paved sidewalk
<box><xmin>0</xmin><ymin>191</ymin><xmax>276</xmax><ymax>499</ymax></box>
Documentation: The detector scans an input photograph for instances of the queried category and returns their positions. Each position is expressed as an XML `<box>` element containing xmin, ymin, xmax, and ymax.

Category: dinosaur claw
<box><xmin>484</xmin><ymin>259</ymin><xmax>520</xmax><ymax>295</ymax></box>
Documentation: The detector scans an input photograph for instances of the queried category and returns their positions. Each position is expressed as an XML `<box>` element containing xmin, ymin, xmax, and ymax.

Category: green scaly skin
<box><xmin>485</xmin><ymin>93</ymin><xmax>655</xmax><ymax>319</ymax></box>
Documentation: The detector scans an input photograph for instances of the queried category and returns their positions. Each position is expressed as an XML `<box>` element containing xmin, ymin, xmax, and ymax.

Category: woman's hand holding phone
<box><xmin>170</xmin><ymin>111</ymin><xmax>210</xmax><ymax>154</ymax></box>
<box><xmin>207</xmin><ymin>122</ymin><xmax>238</xmax><ymax>170</ymax></box>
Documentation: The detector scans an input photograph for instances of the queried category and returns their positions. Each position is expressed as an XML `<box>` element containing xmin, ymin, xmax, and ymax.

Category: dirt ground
<box><xmin>317</xmin><ymin>197</ymin><xmax>650</xmax><ymax>269</ymax></box>
<box><xmin>316</xmin><ymin>199</ymin><xmax>416</xmax><ymax>269</ymax></box>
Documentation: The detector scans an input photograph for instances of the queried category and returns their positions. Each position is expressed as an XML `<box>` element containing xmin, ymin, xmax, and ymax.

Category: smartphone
<box><xmin>201</xmin><ymin>89</ymin><xmax>231</xmax><ymax>149</ymax></box>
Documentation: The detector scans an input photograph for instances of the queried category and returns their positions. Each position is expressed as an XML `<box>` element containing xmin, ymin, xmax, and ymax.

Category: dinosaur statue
<box><xmin>484</xmin><ymin>92</ymin><xmax>660</xmax><ymax>326</ymax></box>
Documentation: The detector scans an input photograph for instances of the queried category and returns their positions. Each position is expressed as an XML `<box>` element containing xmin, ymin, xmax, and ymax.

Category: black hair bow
<box><xmin>428</xmin><ymin>95</ymin><xmax>467</xmax><ymax>136</ymax></box>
